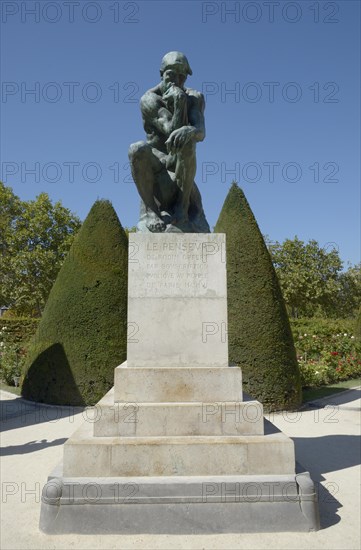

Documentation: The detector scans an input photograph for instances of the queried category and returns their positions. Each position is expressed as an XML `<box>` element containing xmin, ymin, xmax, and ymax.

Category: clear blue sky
<box><xmin>1</xmin><ymin>0</ymin><xmax>360</xmax><ymax>267</ymax></box>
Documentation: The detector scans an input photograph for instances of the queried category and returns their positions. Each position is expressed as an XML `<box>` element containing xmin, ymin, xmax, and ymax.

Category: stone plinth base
<box><xmin>40</xmin><ymin>467</ymin><xmax>320</xmax><ymax>534</ymax></box>
<box><xmin>38</xmin><ymin>233</ymin><xmax>320</xmax><ymax>533</ymax></box>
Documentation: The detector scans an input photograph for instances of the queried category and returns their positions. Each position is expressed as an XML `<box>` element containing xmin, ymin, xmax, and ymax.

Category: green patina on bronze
<box><xmin>129</xmin><ymin>51</ymin><xmax>209</xmax><ymax>233</ymax></box>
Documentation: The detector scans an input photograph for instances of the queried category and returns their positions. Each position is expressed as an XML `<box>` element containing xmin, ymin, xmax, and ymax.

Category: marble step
<box><xmin>114</xmin><ymin>362</ymin><xmax>243</xmax><ymax>402</ymax></box>
<box><xmin>93</xmin><ymin>400</ymin><xmax>264</xmax><ymax>437</ymax></box>
<box><xmin>63</xmin><ymin>420</ymin><xmax>295</xmax><ymax>477</ymax></box>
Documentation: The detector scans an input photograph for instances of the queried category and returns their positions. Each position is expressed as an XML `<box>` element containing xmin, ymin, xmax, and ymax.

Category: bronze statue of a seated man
<box><xmin>128</xmin><ymin>51</ymin><xmax>210</xmax><ymax>233</ymax></box>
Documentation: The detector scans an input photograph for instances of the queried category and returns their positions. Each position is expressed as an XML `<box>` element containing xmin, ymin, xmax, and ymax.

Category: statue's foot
<box><xmin>146</xmin><ymin>212</ymin><xmax>166</xmax><ymax>232</ymax></box>
<box><xmin>160</xmin><ymin>211</ymin><xmax>172</xmax><ymax>225</ymax></box>
<box><xmin>171</xmin><ymin>208</ymin><xmax>189</xmax><ymax>230</ymax></box>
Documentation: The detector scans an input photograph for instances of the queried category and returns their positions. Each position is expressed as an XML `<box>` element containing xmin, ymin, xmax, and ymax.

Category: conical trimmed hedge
<box><xmin>22</xmin><ymin>200</ymin><xmax>128</xmax><ymax>405</ymax></box>
<box><xmin>215</xmin><ymin>182</ymin><xmax>301</xmax><ymax>411</ymax></box>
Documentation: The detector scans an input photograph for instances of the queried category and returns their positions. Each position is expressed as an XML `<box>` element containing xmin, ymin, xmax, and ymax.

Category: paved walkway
<box><xmin>1</xmin><ymin>387</ymin><xmax>360</xmax><ymax>549</ymax></box>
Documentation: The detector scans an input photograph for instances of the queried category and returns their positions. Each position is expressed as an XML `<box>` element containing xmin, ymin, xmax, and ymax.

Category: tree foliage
<box><xmin>215</xmin><ymin>182</ymin><xmax>301</xmax><ymax>411</ymax></box>
<box><xmin>334</xmin><ymin>264</ymin><xmax>361</xmax><ymax>318</ymax></box>
<box><xmin>355</xmin><ymin>305</ymin><xmax>361</xmax><ymax>340</ymax></box>
<box><xmin>22</xmin><ymin>200</ymin><xmax>128</xmax><ymax>406</ymax></box>
<box><xmin>0</xmin><ymin>182</ymin><xmax>80</xmax><ymax>316</ymax></box>
<box><xmin>268</xmin><ymin>237</ymin><xmax>359</xmax><ymax>318</ymax></box>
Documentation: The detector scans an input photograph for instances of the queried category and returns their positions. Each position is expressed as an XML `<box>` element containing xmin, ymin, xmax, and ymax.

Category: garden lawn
<box><xmin>0</xmin><ymin>381</ymin><xmax>21</xmax><ymax>395</ymax></box>
<box><xmin>302</xmin><ymin>378</ymin><xmax>361</xmax><ymax>402</ymax></box>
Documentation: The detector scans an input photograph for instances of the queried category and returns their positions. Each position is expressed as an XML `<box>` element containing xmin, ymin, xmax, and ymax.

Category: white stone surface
<box><xmin>93</xmin><ymin>401</ymin><xmax>264</xmax><ymax>437</ymax></box>
<box><xmin>127</xmin><ymin>233</ymin><xmax>228</xmax><ymax>368</ymax></box>
<box><xmin>63</xmin><ymin>419</ymin><xmax>295</xmax><ymax>477</ymax></box>
<box><xmin>114</xmin><ymin>363</ymin><xmax>243</xmax><ymax>403</ymax></box>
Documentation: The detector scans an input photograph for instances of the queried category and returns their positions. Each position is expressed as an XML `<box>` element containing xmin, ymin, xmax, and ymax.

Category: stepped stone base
<box><xmin>93</xmin><ymin>386</ymin><xmax>263</xmax><ymax>437</ymax></box>
<box><xmin>63</xmin><ymin>415</ymin><xmax>294</xmax><ymax>477</ymax></box>
<box><xmin>39</xmin><ymin>359</ymin><xmax>320</xmax><ymax>533</ymax></box>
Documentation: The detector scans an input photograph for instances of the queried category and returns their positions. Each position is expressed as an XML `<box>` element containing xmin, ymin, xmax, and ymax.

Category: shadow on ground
<box><xmin>0</xmin><ymin>395</ymin><xmax>84</xmax><ymax>433</ymax></box>
<box><xmin>307</xmin><ymin>387</ymin><xmax>361</xmax><ymax>408</ymax></box>
<box><xmin>264</xmin><ymin>410</ymin><xmax>360</xmax><ymax>531</ymax></box>
<box><xmin>293</xmin><ymin>433</ymin><xmax>361</xmax><ymax>529</ymax></box>
<box><xmin>0</xmin><ymin>437</ymin><xmax>68</xmax><ymax>456</ymax></box>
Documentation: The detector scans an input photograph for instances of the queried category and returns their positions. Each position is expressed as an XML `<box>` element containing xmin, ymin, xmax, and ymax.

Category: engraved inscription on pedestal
<box><xmin>143</xmin><ymin>249</ymin><xmax>208</xmax><ymax>297</ymax></box>
<box><xmin>127</xmin><ymin>234</ymin><xmax>228</xmax><ymax>368</ymax></box>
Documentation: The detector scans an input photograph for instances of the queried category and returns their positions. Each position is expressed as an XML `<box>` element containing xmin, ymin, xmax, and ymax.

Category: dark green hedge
<box><xmin>22</xmin><ymin>200</ymin><xmax>128</xmax><ymax>406</ymax></box>
<box><xmin>215</xmin><ymin>183</ymin><xmax>301</xmax><ymax>411</ymax></box>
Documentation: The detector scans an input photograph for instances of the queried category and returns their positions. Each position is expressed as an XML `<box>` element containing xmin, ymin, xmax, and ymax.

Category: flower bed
<box><xmin>291</xmin><ymin>319</ymin><xmax>361</xmax><ymax>387</ymax></box>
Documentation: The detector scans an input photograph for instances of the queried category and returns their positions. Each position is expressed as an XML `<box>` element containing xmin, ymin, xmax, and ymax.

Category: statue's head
<box><xmin>160</xmin><ymin>51</ymin><xmax>192</xmax><ymax>90</ymax></box>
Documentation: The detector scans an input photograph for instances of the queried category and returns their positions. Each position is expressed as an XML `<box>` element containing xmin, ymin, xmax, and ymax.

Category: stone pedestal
<box><xmin>127</xmin><ymin>234</ymin><xmax>228</xmax><ymax>368</ymax></box>
<box><xmin>39</xmin><ymin>234</ymin><xmax>319</xmax><ymax>533</ymax></box>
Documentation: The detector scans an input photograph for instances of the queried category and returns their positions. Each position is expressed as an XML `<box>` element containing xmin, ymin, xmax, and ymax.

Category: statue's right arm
<box><xmin>140</xmin><ymin>92</ymin><xmax>173</xmax><ymax>137</ymax></box>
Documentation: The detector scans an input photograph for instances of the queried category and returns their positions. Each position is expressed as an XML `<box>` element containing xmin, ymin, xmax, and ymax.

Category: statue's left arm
<box><xmin>187</xmin><ymin>91</ymin><xmax>206</xmax><ymax>142</ymax></box>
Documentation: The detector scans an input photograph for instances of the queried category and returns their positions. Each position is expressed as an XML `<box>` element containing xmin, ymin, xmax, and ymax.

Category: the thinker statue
<box><xmin>129</xmin><ymin>51</ymin><xmax>210</xmax><ymax>233</ymax></box>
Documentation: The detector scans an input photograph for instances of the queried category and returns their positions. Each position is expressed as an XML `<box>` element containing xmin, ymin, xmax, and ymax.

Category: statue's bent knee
<box><xmin>128</xmin><ymin>141</ymin><xmax>151</xmax><ymax>162</ymax></box>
